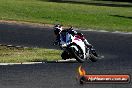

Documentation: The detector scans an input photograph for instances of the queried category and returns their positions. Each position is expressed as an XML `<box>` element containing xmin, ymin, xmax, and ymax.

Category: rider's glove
<box><xmin>77</xmin><ymin>33</ymin><xmax>84</xmax><ymax>37</ymax></box>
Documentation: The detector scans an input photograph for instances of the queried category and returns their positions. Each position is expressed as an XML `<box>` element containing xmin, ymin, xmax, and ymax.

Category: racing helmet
<box><xmin>54</xmin><ymin>24</ymin><xmax>63</xmax><ymax>35</ymax></box>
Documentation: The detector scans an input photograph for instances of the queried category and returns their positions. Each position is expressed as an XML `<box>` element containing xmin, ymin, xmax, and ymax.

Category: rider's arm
<box><xmin>67</xmin><ymin>28</ymin><xmax>77</xmax><ymax>35</ymax></box>
<box><xmin>54</xmin><ymin>34</ymin><xmax>60</xmax><ymax>45</ymax></box>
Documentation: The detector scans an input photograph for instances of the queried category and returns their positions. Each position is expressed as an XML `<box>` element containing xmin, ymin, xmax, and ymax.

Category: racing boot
<box><xmin>83</xmin><ymin>39</ymin><xmax>93</xmax><ymax>49</ymax></box>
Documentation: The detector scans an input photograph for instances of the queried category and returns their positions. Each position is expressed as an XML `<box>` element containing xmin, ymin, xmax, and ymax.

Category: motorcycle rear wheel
<box><xmin>61</xmin><ymin>51</ymin><xmax>70</xmax><ymax>60</ymax></box>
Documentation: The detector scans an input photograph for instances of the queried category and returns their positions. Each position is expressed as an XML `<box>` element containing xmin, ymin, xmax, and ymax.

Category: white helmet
<box><xmin>54</xmin><ymin>24</ymin><xmax>62</xmax><ymax>35</ymax></box>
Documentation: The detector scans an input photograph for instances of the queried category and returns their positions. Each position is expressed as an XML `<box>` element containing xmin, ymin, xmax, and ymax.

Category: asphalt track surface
<box><xmin>0</xmin><ymin>22</ymin><xmax>132</xmax><ymax>88</ymax></box>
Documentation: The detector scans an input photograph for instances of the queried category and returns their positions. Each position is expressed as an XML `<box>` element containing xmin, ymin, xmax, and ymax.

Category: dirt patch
<box><xmin>0</xmin><ymin>20</ymin><xmax>70</xmax><ymax>29</ymax></box>
<box><xmin>0</xmin><ymin>20</ymin><xmax>54</xmax><ymax>28</ymax></box>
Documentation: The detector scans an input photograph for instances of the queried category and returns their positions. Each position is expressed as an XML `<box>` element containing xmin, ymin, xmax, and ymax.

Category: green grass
<box><xmin>0</xmin><ymin>0</ymin><xmax>132</xmax><ymax>31</ymax></box>
<box><xmin>0</xmin><ymin>46</ymin><xmax>62</xmax><ymax>63</ymax></box>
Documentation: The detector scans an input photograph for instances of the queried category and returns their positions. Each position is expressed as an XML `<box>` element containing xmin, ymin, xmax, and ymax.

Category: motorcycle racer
<box><xmin>53</xmin><ymin>24</ymin><xmax>92</xmax><ymax>48</ymax></box>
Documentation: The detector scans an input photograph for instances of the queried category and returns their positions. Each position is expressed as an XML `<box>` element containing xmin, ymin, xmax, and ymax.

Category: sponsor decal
<box><xmin>77</xmin><ymin>66</ymin><xmax>130</xmax><ymax>84</ymax></box>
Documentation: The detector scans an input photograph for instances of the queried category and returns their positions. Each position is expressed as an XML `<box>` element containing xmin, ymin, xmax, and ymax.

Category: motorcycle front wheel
<box><xmin>89</xmin><ymin>49</ymin><xmax>98</xmax><ymax>62</ymax></box>
<box><xmin>70</xmin><ymin>45</ymin><xmax>85</xmax><ymax>63</ymax></box>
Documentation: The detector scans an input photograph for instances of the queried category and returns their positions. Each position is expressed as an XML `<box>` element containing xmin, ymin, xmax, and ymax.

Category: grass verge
<box><xmin>0</xmin><ymin>0</ymin><xmax>132</xmax><ymax>32</ymax></box>
<box><xmin>0</xmin><ymin>46</ymin><xmax>62</xmax><ymax>63</ymax></box>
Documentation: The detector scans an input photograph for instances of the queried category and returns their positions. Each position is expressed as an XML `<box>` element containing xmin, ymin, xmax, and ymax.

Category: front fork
<box><xmin>85</xmin><ymin>46</ymin><xmax>97</xmax><ymax>59</ymax></box>
<box><xmin>89</xmin><ymin>48</ymin><xmax>98</xmax><ymax>57</ymax></box>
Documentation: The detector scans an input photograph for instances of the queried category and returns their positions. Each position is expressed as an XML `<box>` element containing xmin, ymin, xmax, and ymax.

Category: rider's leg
<box><xmin>83</xmin><ymin>39</ymin><xmax>92</xmax><ymax>48</ymax></box>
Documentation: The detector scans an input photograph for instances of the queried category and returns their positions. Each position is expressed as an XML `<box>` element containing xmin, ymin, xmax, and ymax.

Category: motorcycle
<box><xmin>55</xmin><ymin>31</ymin><xmax>98</xmax><ymax>63</ymax></box>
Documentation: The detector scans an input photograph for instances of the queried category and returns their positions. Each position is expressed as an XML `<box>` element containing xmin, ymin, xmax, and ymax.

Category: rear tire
<box><xmin>61</xmin><ymin>51</ymin><xmax>70</xmax><ymax>60</ymax></box>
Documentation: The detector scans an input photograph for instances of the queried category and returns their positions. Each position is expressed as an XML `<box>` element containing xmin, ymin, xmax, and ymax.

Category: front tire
<box><xmin>70</xmin><ymin>45</ymin><xmax>85</xmax><ymax>63</ymax></box>
<box><xmin>89</xmin><ymin>49</ymin><xmax>98</xmax><ymax>62</ymax></box>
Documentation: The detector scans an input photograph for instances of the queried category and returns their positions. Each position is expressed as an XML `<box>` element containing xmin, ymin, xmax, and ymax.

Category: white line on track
<box><xmin>0</xmin><ymin>56</ymin><xmax>105</xmax><ymax>65</ymax></box>
<box><xmin>57</xmin><ymin>59</ymin><xmax>77</xmax><ymax>62</ymax></box>
<box><xmin>0</xmin><ymin>62</ymin><xmax>44</xmax><ymax>65</ymax></box>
